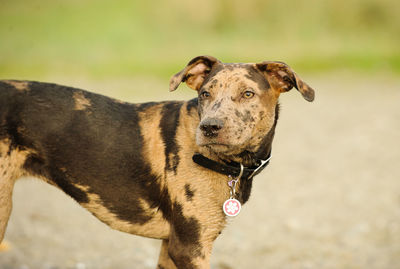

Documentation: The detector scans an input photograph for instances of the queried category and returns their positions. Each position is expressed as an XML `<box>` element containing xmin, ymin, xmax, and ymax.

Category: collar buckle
<box><xmin>247</xmin><ymin>156</ymin><xmax>272</xmax><ymax>179</ymax></box>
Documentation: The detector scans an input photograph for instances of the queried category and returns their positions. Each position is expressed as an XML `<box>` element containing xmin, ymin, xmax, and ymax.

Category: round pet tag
<box><xmin>223</xmin><ymin>198</ymin><xmax>241</xmax><ymax>217</ymax></box>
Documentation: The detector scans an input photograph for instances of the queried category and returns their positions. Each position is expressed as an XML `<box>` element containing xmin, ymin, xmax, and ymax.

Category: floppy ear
<box><xmin>169</xmin><ymin>55</ymin><xmax>220</xmax><ymax>91</ymax></box>
<box><xmin>256</xmin><ymin>61</ymin><xmax>315</xmax><ymax>102</ymax></box>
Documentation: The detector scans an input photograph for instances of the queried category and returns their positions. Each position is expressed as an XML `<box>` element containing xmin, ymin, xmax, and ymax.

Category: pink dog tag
<box><xmin>223</xmin><ymin>198</ymin><xmax>241</xmax><ymax>217</ymax></box>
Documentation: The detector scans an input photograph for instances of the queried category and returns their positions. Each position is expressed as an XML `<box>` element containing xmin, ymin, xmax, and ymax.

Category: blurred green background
<box><xmin>1</xmin><ymin>0</ymin><xmax>399</xmax><ymax>86</ymax></box>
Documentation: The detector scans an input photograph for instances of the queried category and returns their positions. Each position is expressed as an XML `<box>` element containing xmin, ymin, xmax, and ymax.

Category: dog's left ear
<box><xmin>169</xmin><ymin>55</ymin><xmax>220</xmax><ymax>91</ymax></box>
<box><xmin>256</xmin><ymin>61</ymin><xmax>315</xmax><ymax>102</ymax></box>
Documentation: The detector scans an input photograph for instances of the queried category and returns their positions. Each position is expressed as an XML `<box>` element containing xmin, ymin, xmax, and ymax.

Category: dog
<box><xmin>0</xmin><ymin>55</ymin><xmax>314</xmax><ymax>268</ymax></box>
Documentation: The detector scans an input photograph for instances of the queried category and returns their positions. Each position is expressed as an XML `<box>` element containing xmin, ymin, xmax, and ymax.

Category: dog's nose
<box><xmin>200</xmin><ymin>118</ymin><xmax>224</xmax><ymax>137</ymax></box>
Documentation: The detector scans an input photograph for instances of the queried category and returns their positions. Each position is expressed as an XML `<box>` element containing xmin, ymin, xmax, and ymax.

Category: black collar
<box><xmin>192</xmin><ymin>152</ymin><xmax>271</xmax><ymax>180</ymax></box>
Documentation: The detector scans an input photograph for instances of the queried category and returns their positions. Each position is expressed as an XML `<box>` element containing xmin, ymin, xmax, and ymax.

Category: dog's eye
<box><xmin>243</xmin><ymin>91</ymin><xmax>255</xmax><ymax>99</ymax></box>
<box><xmin>201</xmin><ymin>91</ymin><xmax>211</xmax><ymax>98</ymax></box>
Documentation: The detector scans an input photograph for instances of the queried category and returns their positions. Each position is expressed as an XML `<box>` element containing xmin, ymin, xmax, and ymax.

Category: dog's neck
<box><xmin>198</xmin><ymin>132</ymin><xmax>274</xmax><ymax>168</ymax></box>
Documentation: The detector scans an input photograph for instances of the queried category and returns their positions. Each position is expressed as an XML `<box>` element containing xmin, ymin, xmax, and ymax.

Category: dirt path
<box><xmin>1</xmin><ymin>74</ymin><xmax>399</xmax><ymax>269</ymax></box>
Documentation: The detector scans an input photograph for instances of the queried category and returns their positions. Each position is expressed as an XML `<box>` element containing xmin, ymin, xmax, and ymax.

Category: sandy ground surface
<box><xmin>0</xmin><ymin>74</ymin><xmax>399</xmax><ymax>269</ymax></box>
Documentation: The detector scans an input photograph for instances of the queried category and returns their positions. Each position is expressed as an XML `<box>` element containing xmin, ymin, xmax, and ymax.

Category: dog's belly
<box><xmin>74</xmin><ymin>184</ymin><xmax>170</xmax><ymax>239</ymax></box>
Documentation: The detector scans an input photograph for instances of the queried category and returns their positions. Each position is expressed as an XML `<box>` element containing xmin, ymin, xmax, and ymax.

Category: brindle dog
<box><xmin>0</xmin><ymin>56</ymin><xmax>314</xmax><ymax>268</ymax></box>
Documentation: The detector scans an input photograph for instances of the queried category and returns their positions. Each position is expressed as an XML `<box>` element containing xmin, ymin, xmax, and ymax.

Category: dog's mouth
<box><xmin>203</xmin><ymin>142</ymin><xmax>230</xmax><ymax>148</ymax></box>
<box><xmin>196</xmin><ymin>136</ymin><xmax>239</xmax><ymax>153</ymax></box>
<box><xmin>196</xmin><ymin>135</ymin><xmax>227</xmax><ymax>145</ymax></box>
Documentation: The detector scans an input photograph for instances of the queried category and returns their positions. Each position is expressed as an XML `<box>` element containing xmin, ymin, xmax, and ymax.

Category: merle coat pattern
<box><xmin>0</xmin><ymin>56</ymin><xmax>315</xmax><ymax>268</ymax></box>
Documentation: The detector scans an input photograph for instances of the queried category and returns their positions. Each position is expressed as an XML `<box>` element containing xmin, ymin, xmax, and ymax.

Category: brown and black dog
<box><xmin>0</xmin><ymin>56</ymin><xmax>314</xmax><ymax>268</ymax></box>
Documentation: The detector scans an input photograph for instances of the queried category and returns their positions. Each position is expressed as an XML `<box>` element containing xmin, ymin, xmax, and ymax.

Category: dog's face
<box><xmin>193</xmin><ymin>63</ymin><xmax>278</xmax><ymax>155</ymax></box>
<box><xmin>170</xmin><ymin>56</ymin><xmax>314</xmax><ymax>155</ymax></box>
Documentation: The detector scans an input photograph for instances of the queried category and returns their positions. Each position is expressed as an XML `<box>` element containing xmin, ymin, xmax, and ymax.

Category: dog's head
<box><xmin>170</xmin><ymin>56</ymin><xmax>315</xmax><ymax>156</ymax></box>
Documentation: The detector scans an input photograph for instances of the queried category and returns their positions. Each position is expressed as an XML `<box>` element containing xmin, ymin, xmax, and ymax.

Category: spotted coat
<box><xmin>0</xmin><ymin>56</ymin><xmax>315</xmax><ymax>268</ymax></box>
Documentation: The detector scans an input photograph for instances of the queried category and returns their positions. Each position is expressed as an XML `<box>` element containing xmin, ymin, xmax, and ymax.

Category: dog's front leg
<box><xmin>158</xmin><ymin>229</ymin><xmax>213</xmax><ymax>269</ymax></box>
<box><xmin>157</xmin><ymin>239</ymin><xmax>177</xmax><ymax>269</ymax></box>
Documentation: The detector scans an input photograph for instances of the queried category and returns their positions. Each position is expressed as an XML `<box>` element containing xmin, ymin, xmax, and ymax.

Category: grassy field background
<box><xmin>0</xmin><ymin>0</ymin><xmax>399</xmax><ymax>83</ymax></box>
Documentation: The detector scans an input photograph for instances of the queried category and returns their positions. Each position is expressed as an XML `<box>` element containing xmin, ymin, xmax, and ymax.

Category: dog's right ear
<box><xmin>169</xmin><ymin>56</ymin><xmax>220</xmax><ymax>91</ymax></box>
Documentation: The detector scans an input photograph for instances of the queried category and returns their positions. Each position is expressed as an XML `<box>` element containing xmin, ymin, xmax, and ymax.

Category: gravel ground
<box><xmin>1</xmin><ymin>74</ymin><xmax>399</xmax><ymax>269</ymax></box>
